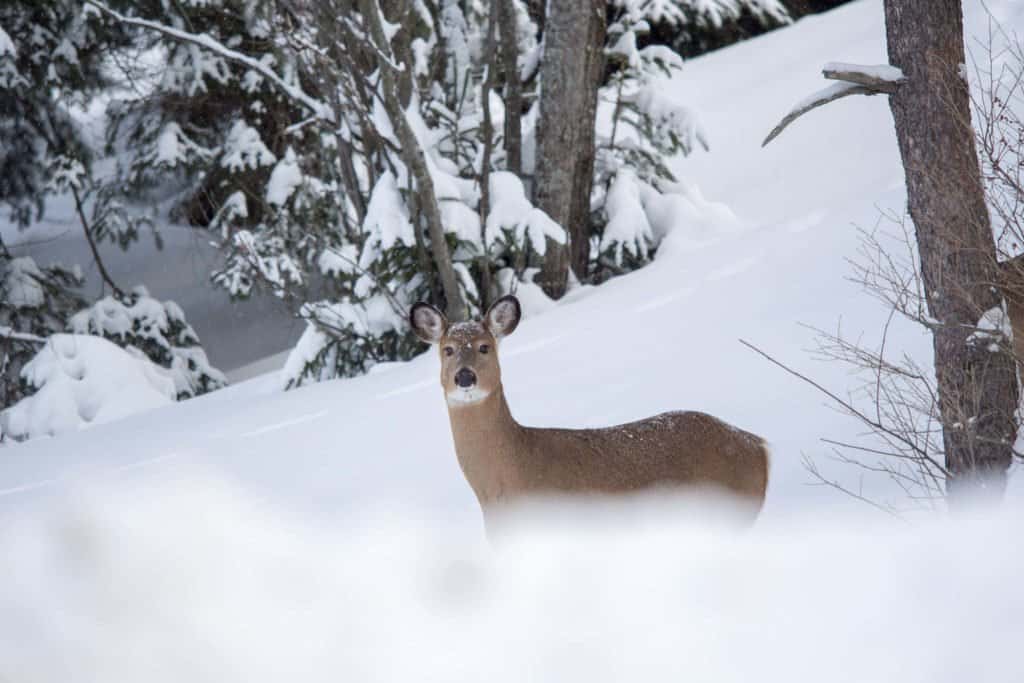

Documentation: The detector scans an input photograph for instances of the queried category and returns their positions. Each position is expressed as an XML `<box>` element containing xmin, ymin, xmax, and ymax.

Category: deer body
<box><xmin>411</xmin><ymin>296</ymin><xmax>769</xmax><ymax>520</ymax></box>
<box><xmin>448</xmin><ymin>388</ymin><xmax>768</xmax><ymax>506</ymax></box>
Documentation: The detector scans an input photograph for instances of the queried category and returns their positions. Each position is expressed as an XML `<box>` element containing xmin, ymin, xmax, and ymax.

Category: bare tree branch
<box><xmin>763</xmin><ymin>63</ymin><xmax>904</xmax><ymax>146</ymax></box>
<box><xmin>69</xmin><ymin>185</ymin><xmax>124</xmax><ymax>298</ymax></box>
<box><xmin>762</xmin><ymin>82</ymin><xmax>878</xmax><ymax>146</ymax></box>
<box><xmin>0</xmin><ymin>327</ymin><xmax>47</xmax><ymax>345</ymax></box>
<box><xmin>802</xmin><ymin>452</ymin><xmax>906</xmax><ymax>518</ymax></box>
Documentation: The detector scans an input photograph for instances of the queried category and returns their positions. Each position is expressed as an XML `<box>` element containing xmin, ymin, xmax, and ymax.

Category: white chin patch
<box><xmin>446</xmin><ymin>387</ymin><xmax>489</xmax><ymax>406</ymax></box>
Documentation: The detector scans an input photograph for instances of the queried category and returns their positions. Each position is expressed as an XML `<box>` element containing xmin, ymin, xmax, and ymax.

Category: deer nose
<box><xmin>454</xmin><ymin>367</ymin><xmax>477</xmax><ymax>388</ymax></box>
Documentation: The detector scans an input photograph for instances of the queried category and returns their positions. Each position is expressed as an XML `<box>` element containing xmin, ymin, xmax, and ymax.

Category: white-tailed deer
<box><xmin>410</xmin><ymin>295</ymin><xmax>769</xmax><ymax>522</ymax></box>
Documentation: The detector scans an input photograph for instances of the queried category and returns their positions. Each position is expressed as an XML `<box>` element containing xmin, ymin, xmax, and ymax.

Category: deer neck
<box><xmin>446</xmin><ymin>384</ymin><xmax>527</xmax><ymax>504</ymax></box>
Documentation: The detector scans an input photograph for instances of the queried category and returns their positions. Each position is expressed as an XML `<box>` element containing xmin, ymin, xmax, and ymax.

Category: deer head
<box><xmin>410</xmin><ymin>295</ymin><xmax>521</xmax><ymax>407</ymax></box>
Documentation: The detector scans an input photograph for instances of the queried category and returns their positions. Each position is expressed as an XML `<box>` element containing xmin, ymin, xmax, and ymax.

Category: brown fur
<box><xmin>411</xmin><ymin>297</ymin><xmax>769</xmax><ymax>521</ymax></box>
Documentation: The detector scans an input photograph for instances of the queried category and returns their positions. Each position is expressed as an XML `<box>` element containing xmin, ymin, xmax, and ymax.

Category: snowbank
<box><xmin>0</xmin><ymin>476</ymin><xmax>1019</xmax><ymax>682</ymax></box>
<box><xmin>1</xmin><ymin>335</ymin><xmax>175</xmax><ymax>441</ymax></box>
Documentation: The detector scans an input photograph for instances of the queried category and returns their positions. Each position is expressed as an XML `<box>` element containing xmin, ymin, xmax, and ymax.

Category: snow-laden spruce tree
<box><xmin>610</xmin><ymin>0</ymin><xmax>790</xmax><ymax>58</ymax></box>
<box><xmin>588</xmin><ymin>7</ymin><xmax>713</xmax><ymax>279</ymax></box>
<box><xmin>69</xmin><ymin>286</ymin><xmax>226</xmax><ymax>399</ymax></box>
<box><xmin>0</xmin><ymin>1</ymin><xmax>146</xmax><ymax>298</ymax></box>
<box><xmin>101</xmin><ymin>0</ymin><xmax>324</xmax><ymax>304</ymax></box>
<box><xmin>1</xmin><ymin>247</ymin><xmax>226</xmax><ymax>442</ymax></box>
<box><xmin>0</xmin><ymin>248</ymin><xmax>84</xmax><ymax>410</ymax></box>
<box><xmin>0</xmin><ymin>1</ymin><xmax>223</xmax><ymax>428</ymax></box>
<box><xmin>0</xmin><ymin>1</ymin><xmax>108</xmax><ymax>226</ymax></box>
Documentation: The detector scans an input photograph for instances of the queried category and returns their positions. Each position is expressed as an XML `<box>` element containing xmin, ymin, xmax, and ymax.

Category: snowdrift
<box><xmin>0</xmin><ymin>475</ymin><xmax>1019</xmax><ymax>682</ymax></box>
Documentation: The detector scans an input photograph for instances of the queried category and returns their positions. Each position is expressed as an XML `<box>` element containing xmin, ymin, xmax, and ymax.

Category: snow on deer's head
<box><xmin>410</xmin><ymin>295</ymin><xmax>521</xmax><ymax>407</ymax></box>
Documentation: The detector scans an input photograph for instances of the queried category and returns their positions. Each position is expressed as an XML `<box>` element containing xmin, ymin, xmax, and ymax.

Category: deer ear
<box><xmin>409</xmin><ymin>302</ymin><xmax>447</xmax><ymax>344</ymax></box>
<box><xmin>485</xmin><ymin>295</ymin><xmax>521</xmax><ymax>339</ymax></box>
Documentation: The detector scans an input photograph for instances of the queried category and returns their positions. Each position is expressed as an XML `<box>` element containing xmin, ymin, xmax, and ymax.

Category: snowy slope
<box><xmin>2</xmin><ymin>2</ymin><xmax>1024</xmax><ymax>675</ymax></box>
<box><xmin>680</xmin><ymin>1</ymin><xmax>906</xmax><ymax>223</ymax></box>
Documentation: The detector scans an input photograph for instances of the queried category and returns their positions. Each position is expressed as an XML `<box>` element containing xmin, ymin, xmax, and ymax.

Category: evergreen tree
<box><xmin>69</xmin><ymin>286</ymin><xmax>226</xmax><ymax>399</ymax></box>
<box><xmin>0</xmin><ymin>247</ymin><xmax>84</xmax><ymax>410</ymax></box>
<box><xmin>0</xmin><ymin>1</ymin><xmax>124</xmax><ymax>226</ymax></box>
<box><xmin>612</xmin><ymin>0</ymin><xmax>791</xmax><ymax>59</ymax></box>
<box><xmin>0</xmin><ymin>1</ymin><xmax>224</xmax><ymax>425</ymax></box>
<box><xmin>591</xmin><ymin>8</ymin><xmax>711</xmax><ymax>277</ymax></box>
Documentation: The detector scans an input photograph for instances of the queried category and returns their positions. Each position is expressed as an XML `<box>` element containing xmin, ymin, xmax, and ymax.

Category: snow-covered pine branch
<box><xmin>762</xmin><ymin>63</ymin><xmax>906</xmax><ymax>146</ymax></box>
<box><xmin>85</xmin><ymin>1</ymin><xmax>335</xmax><ymax>124</ymax></box>
<box><xmin>0</xmin><ymin>326</ymin><xmax>47</xmax><ymax>345</ymax></box>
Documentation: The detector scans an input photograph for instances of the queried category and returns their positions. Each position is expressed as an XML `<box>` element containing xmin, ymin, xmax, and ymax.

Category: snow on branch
<box><xmin>339</xmin><ymin>15</ymin><xmax>405</xmax><ymax>74</ymax></box>
<box><xmin>762</xmin><ymin>82</ymin><xmax>875</xmax><ymax>146</ymax></box>
<box><xmin>85</xmin><ymin>1</ymin><xmax>335</xmax><ymax>124</ymax></box>
<box><xmin>762</xmin><ymin>62</ymin><xmax>905</xmax><ymax>147</ymax></box>
<box><xmin>822</xmin><ymin>62</ymin><xmax>905</xmax><ymax>93</ymax></box>
<box><xmin>0</xmin><ymin>326</ymin><xmax>47</xmax><ymax>345</ymax></box>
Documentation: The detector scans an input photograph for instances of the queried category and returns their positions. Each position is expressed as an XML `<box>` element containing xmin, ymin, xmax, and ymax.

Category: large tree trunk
<box><xmin>884</xmin><ymin>0</ymin><xmax>1019</xmax><ymax>504</ymax></box>
<box><xmin>533</xmin><ymin>0</ymin><xmax>605</xmax><ymax>299</ymax></box>
<box><xmin>498</xmin><ymin>0</ymin><xmax>523</xmax><ymax>177</ymax></box>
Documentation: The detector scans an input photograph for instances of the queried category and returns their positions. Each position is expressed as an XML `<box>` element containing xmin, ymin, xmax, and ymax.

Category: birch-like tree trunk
<box><xmin>884</xmin><ymin>0</ymin><xmax>1019</xmax><ymax>503</ymax></box>
<box><xmin>534</xmin><ymin>0</ymin><xmax>605</xmax><ymax>298</ymax></box>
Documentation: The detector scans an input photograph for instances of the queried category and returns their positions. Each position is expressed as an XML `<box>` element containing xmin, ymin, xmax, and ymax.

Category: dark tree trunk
<box><xmin>782</xmin><ymin>0</ymin><xmax>851</xmax><ymax>18</ymax></box>
<box><xmin>478</xmin><ymin>3</ymin><xmax>499</xmax><ymax>309</ymax></box>
<box><xmin>525</xmin><ymin>0</ymin><xmax>544</xmax><ymax>36</ymax></box>
<box><xmin>533</xmin><ymin>0</ymin><xmax>605</xmax><ymax>298</ymax></box>
<box><xmin>498</xmin><ymin>0</ymin><xmax>523</xmax><ymax>177</ymax></box>
<box><xmin>884</xmin><ymin>0</ymin><xmax>1019</xmax><ymax>504</ymax></box>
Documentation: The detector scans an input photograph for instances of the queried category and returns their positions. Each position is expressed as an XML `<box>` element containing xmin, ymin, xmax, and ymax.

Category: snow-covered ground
<box><xmin>2</xmin><ymin>0</ymin><xmax>1023</xmax><ymax>677</ymax></box>
<box><xmin>2</xmin><ymin>478</ymin><xmax>1022</xmax><ymax>683</ymax></box>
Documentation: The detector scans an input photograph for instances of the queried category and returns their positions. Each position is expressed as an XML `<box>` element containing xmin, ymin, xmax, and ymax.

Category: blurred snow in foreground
<box><xmin>0</xmin><ymin>474</ymin><xmax>1019</xmax><ymax>683</ymax></box>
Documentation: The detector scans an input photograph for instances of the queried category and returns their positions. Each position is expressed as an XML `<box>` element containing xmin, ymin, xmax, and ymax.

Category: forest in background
<box><xmin>1</xmin><ymin>0</ymin><xmax>849</xmax><ymax>412</ymax></box>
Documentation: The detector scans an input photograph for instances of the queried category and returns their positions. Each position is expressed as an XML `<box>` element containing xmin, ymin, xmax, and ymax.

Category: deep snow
<box><xmin>2</xmin><ymin>477</ymin><xmax>1022</xmax><ymax>683</ymax></box>
<box><xmin>1</xmin><ymin>1</ymin><xmax>1023</xmax><ymax>677</ymax></box>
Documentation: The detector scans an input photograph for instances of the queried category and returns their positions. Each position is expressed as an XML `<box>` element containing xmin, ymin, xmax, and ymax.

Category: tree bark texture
<box><xmin>498</xmin><ymin>0</ymin><xmax>523</xmax><ymax>176</ymax></box>
<box><xmin>534</xmin><ymin>0</ymin><xmax>605</xmax><ymax>298</ymax></box>
<box><xmin>478</xmin><ymin>3</ymin><xmax>499</xmax><ymax>309</ymax></box>
<box><xmin>884</xmin><ymin>0</ymin><xmax>1019</xmax><ymax>503</ymax></box>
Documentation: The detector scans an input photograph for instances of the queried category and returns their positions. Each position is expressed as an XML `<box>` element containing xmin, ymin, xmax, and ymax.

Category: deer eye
<box><xmin>443</xmin><ymin>346</ymin><xmax>455</xmax><ymax>357</ymax></box>
<box><xmin>479</xmin><ymin>344</ymin><xmax>490</xmax><ymax>354</ymax></box>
